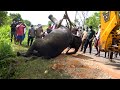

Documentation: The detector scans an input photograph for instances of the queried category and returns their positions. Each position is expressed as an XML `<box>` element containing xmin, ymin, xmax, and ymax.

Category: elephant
<box><xmin>66</xmin><ymin>35</ymin><xmax>82</xmax><ymax>55</ymax></box>
<box><xmin>17</xmin><ymin>27</ymin><xmax>72</xmax><ymax>59</ymax></box>
<box><xmin>17</xmin><ymin>26</ymin><xmax>82</xmax><ymax>59</ymax></box>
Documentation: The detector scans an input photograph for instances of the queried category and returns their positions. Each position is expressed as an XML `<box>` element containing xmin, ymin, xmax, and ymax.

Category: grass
<box><xmin>13</xmin><ymin>57</ymin><xmax>70</xmax><ymax>79</ymax></box>
<box><xmin>0</xmin><ymin>25</ymin><xmax>71</xmax><ymax>79</ymax></box>
<box><xmin>0</xmin><ymin>44</ymin><xmax>71</xmax><ymax>79</ymax></box>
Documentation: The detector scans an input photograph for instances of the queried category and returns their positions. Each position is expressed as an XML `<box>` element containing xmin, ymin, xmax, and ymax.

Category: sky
<box><xmin>7</xmin><ymin>11</ymin><xmax>97</xmax><ymax>25</ymax></box>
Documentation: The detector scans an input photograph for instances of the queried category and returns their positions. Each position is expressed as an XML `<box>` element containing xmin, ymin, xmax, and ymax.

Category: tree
<box><xmin>74</xmin><ymin>11</ymin><xmax>78</xmax><ymax>25</ymax></box>
<box><xmin>73</xmin><ymin>11</ymin><xmax>89</xmax><ymax>27</ymax></box>
<box><xmin>74</xmin><ymin>19</ymin><xmax>79</xmax><ymax>26</ymax></box>
<box><xmin>81</xmin><ymin>11</ymin><xmax>89</xmax><ymax>28</ymax></box>
<box><xmin>24</xmin><ymin>20</ymin><xmax>31</xmax><ymax>26</ymax></box>
<box><xmin>0</xmin><ymin>11</ymin><xmax>8</xmax><ymax>26</ymax></box>
<box><xmin>5</xmin><ymin>15</ymin><xmax>12</xmax><ymax>25</ymax></box>
<box><xmin>48</xmin><ymin>21</ymin><xmax>52</xmax><ymax>25</ymax></box>
<box><xmin>85</xmin><ymin>12</ymin><xmax>100</xmax><ymax>31</ymax></box>
<box><xmin>9</xmin><ymin>13</ymin><xmax>23</xmax><ymax>22</ymax></box>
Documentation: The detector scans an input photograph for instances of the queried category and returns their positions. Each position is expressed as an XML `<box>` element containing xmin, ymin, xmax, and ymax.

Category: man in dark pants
<box><xmin>80</xmin><ymin>27</ymin><xmax>88</xmax><ymax>51</ymax></box>
<box><xmin>35</xmin><ymin>24</ymin><xmax>43</xmax><ymax>39</ymax></box>
<box><xmin>83</xmin><ymin>26</ymin><xmax>95</xmax><ymax>54</ymax></box>
<box><xmin>28</xmin><ymin>25</ymin><xmax>35</xmax><ymax>46</ymax></box>
<box><xmin>10</xmin><ymin>20</ymin><xmax>17</xmax><ymax>43</ymax></box>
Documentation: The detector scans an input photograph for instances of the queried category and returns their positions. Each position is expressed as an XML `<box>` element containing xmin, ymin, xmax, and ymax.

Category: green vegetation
<box><xmin>0</xmin><ymin>45</ymin><xmax>71</xmax><ymax>79</ymax></box>
<box><xmin>85</xmin><ymin>12</ymin><xmax>100</xmax><ymax>31</ymax></box>
<box><xmin>42</xmin><ymin>25</ymin><xmax>48</xmax><ymax>31</ymax></box>
<box><xmin>0</xmin><ymin>25</ymin><xmax>15</xmax><ymax>60</ymax></box>
<box><xmin>24</xmin><ymin>20</ymin><xmax>31</xmax><ymax>26</ymax></box>
<box><xmin>0</xmin><ymin>11</ymin><xmax>8</xmax><ymax>26</ymax></box>
<box><xmin>0</xmin><ymin>25</ymin><xmax>70</xmax><ymax>79</ymax></box>
<box><xmin>0</xmin><ymin>11</ymin><xmax>71</xmax><ymax>79</ymax></box>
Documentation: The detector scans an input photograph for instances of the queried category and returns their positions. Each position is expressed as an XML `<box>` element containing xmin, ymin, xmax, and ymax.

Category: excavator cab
<box><xmin>100</xmin><ymin>11</ymin><xmax>120</xmax><ymax>59</ymax></box>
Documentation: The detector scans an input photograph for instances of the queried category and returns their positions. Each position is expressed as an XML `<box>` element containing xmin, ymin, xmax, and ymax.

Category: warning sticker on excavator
<box><xmin>102</xmin><ymin>11</ymin><xmax>110</xmax><ymax>22</ymax></box>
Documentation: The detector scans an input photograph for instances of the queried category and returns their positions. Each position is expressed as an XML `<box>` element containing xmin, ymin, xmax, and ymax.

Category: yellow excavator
<box><xmin>100</xmin><ymin>11</ymin><xmax>120</xmax><ymax>60</ymax></box>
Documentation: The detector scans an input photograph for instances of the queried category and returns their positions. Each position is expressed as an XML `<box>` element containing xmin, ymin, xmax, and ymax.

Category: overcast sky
<box><xmin>7</xmin><ymin>11</ymin><xmax>97</xmax><ymax>25</ymax></box>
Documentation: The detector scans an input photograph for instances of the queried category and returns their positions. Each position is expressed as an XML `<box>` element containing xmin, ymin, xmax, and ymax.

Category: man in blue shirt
<box><xmin>83</xmin><ymin>26</ymin><xmax>95</xmax><ymax>54</ymax></box>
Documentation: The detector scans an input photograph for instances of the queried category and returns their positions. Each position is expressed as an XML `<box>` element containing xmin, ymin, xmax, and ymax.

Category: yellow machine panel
<box><xmin>100</xmin><ymin>11</ymin><xmax>120</xmax><ymax>52</ymax></box>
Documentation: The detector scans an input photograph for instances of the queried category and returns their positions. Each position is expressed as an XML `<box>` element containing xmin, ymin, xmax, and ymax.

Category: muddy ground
<box><xmin>51</xmin><ymin>48</ymin><xmax>120</xmax><ymax>79</ymax></box>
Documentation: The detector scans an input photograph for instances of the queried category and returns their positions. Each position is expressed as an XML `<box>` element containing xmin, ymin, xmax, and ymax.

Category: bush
<box><xmin>0</xmin><ymin>39</ymin><xmax>14</xmax><ymax>60</ymax></box>
<box><xmin>0</xmin><ymin>25</ymin><xmax>15</xmax><ymax>60</ymax></box>
<box><xmin>22</xmin><ymin>28</ymin><xmax>29</xmax><ymax>46</ymax></box>
<box><xmin>0</xmin><ymin>58</ymin><xmax>17</xmax><ymax>79</ymax></box>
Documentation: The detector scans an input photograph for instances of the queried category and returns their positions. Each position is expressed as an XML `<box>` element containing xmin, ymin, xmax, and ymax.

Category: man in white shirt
<box><xmin>77</xmin><ymin>26</ymin><xmax>83</xmax><ymax>38</ymax></box>
<box><xmin>94</xmin><ymin>24</ymin><xmax>101</xmax><ymax>55</ymax></box>
<box><xmin>80</xmin><ymin>27</ymin><xmax>88</xmax><ymax>51</ymax></box>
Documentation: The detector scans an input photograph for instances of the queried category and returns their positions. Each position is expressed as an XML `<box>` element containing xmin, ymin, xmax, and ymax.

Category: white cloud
<box><xmin>7</xmin><ymin>11</ymin><xmax>96</xmax><ymax>25</ymax></box>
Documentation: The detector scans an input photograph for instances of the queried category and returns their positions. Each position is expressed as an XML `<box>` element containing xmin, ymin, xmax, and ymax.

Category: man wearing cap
<box><xmin>35</xmin><ymin>24</ymin><xmax>43</xmax><ymax>39</ymax></box>
<box><xmin>83</xmin><ymin>26</ymin><xmax>95</xmax><ymax>54</ymax></box>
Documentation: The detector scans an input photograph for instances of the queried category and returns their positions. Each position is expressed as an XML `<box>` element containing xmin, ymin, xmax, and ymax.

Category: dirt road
<box><xmin>52</xmin><ymin>48</ymin><xmax>120</xmax><ymax>79</ymax></box>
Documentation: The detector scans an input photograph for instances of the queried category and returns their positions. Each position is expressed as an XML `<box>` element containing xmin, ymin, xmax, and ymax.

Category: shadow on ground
<box><xmin>106</xmin><ymin>63</ymin><xmax>120</xmax><ymax>70</ymax></box>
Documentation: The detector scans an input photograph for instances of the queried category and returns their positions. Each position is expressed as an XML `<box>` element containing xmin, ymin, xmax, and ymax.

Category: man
<box><xmin>83</xmin><ymin>26</ymin><xmax>95</xmax><ymax>54</ymax></box>
<box><xmin>22</xmin><ymin>23</ymin><xmax>26</xmax><ymax>40</ymax></box>
<box><xmin>48</xmin><ymin>23</ymin><xmax>52</xmax><ymax>29</ymax></box>
<box><xmin>68</xmin><ymin>25</ymin><xmax>77</xmax><ymax>35</ymax></box>
<box><xmin>47</xmin><ymin>23</ymin><xmax>53</xmax><ymax>33</ymax></box>
<box><xmin>16</xmin><ymin>22</ymin><xmax>26</xmax><ymax>45</ymax></box>
<box><xmin>35</xmin><ymin>24</ymin><xmax>43</xmax><ymax>39</ymax></box>
<box><xmin>77</xmin><ymin>26</ymin><xmax>83</xmax><ymax>38</ymax></box>
<box><xmin>80</xmin><ymin>27</ymin><xmax>88</xmax><ymax>51</ymax></box>
<box><xmin>28</xmin><ymin>25</ymin><xmax>35</xmax><ymax>46</ymax></box>
<box><xmin>10</xmin><ymin>20</ymin><xmax>17</xmax><ymax>43</ymax></box>
<box><xmin>94</xmin><ymin>25</ymin><xmax>101</xmax><ymax>55</ymax></box>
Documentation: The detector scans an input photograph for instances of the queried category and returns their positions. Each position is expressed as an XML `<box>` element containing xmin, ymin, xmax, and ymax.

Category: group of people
<box><xmin>27</xmin><ymin>22</ymin><xmax>58</xmax><ymax>46</ymax></box>
<box><xmin>10</xmin><ymin>15</ymin><xmax>101</xmax><ymax>56</ymax></box>
<box><xmin>10</xmin><ymin>20</ymin><xmax>44</xmax><ymax>46</ymax></box>
<box><xmin>27</xmin><ymin>24</ymin><xmax>43</xmax><ymax>46</ymax></box>
<box><xmin>73</xmin><ymin>25</ymin><xmax>101</xmax><ymax>55</ymax></box>
<box><xmin>10</xmin><ymin>20</ymin><xmax>26</xmax><ymax>45</ymax></box>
